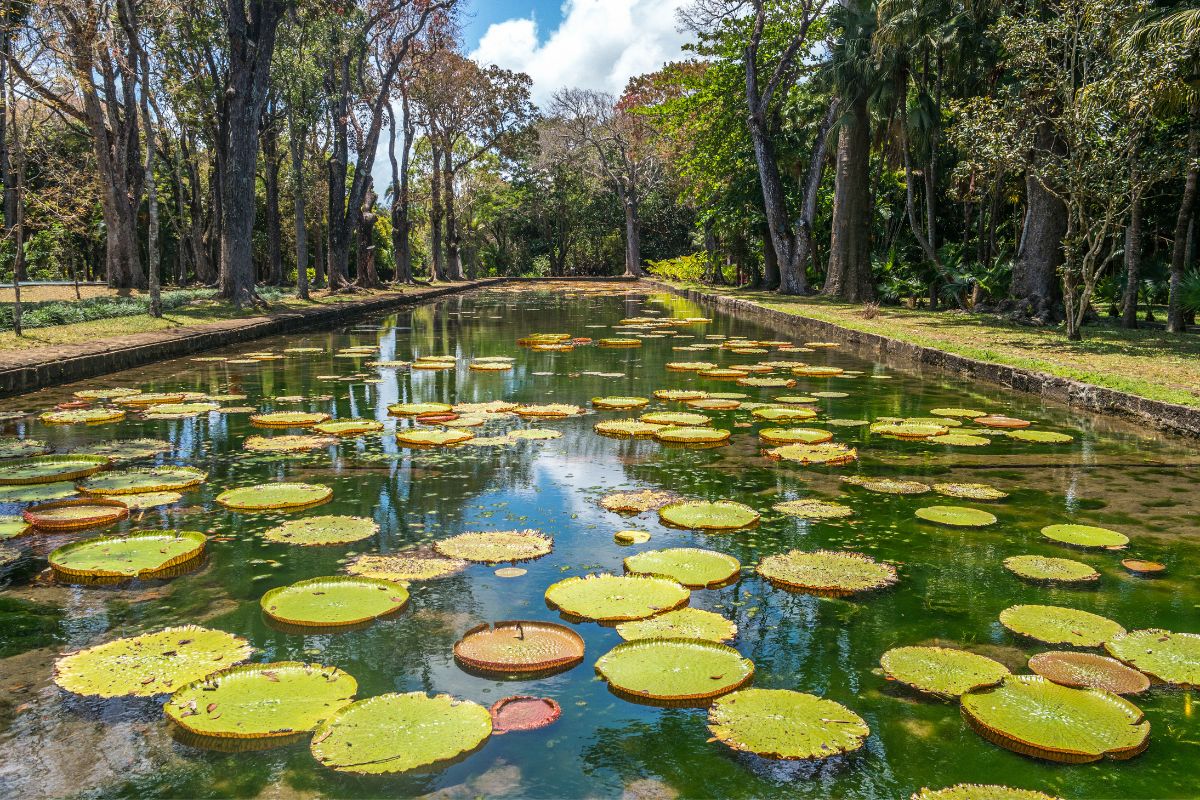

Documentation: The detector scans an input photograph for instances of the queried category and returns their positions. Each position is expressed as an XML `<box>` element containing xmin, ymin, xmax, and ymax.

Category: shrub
<box><xmin>646</xmin><ymin>253</ymin><xmax>708</xmax><ymax>283</ymax></box>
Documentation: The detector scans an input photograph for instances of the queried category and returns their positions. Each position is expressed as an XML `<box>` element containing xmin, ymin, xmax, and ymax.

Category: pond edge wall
<box><xmin>646</xmin><ymin>280</ymin><xmax>1200</xmax><ymax>440</ymax></box>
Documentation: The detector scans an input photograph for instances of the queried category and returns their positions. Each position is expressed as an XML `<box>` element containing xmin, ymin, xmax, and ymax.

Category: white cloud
<box><xmin>470</xmin><ymin>0</ymin><xmax>692</xmax><ymax>106</ymax></box>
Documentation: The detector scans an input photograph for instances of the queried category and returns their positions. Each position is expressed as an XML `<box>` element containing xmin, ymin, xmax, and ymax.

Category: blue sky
<box><xmin>462</xmin><ymin>1</ymin><xmax>565</xmax><ymax>50</ymax></box>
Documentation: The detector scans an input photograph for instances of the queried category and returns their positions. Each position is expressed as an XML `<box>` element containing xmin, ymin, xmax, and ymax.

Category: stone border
<box><xmin>645</xmin><ymin>280</ymin><xmax>1200</xmax><ymax>439</ymax></box>
<box><xmin>0</xmin><ymin>279</ymin><xmax>503</xmax><ymax>398</ymax></box>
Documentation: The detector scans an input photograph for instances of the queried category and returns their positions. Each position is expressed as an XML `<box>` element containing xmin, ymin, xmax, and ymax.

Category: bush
<box><xmin>646</xmin><ymin>253</ymin><xmax>709</xmax><ymax>282</ymax></box>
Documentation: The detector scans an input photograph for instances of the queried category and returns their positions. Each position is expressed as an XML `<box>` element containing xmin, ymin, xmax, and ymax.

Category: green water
<box><xmin>1</xmin><ymin>284</ymin><xmax>1197</xmax><ymax>800</ymax></box>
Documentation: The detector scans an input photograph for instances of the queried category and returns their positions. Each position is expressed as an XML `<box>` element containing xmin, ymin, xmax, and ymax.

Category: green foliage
<box><xmin>646</xmin><ymin>253</ymin><xmax>709</xmax><ymax>282</ymax></box>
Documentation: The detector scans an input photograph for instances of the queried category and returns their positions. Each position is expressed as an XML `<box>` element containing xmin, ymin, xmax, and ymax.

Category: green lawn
<box><xmin>661</xmin><ymin>281</ymin><xmax>1200</xmax><ymax>409</ymax></box>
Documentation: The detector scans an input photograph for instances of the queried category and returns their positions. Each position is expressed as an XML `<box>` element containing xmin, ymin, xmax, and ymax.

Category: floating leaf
<box><xmin>766</xmin><ymin>443</ymin><xmax>858</xmax><ymax>465</ymax></box>
<box><xmin>49</xmin><ymin>530</ymin><xmax>206</xmax><ymax>580</ymax></box>
<box><xmin>544</xmin><ymin>574</ymin><xmax>689</xmax><ymax>622</ymax></box>
<box><xmin>433</xmin><ymin>529</ymin><xmax>552</xmax><ymax>563</ymax></box>
<box><xmin>652</xmin><ymin>389</ymin><xmax>707</xmax><ymax>401</ymax></box>
<box><xmin>973</xmin><ymin>415</ymin><xmax>1031</xmax><ymax>429</ymax></box>
<box><xmin>686</xmin><ymin>398</ymin><xmax>741</xmax><ymax>410</ymax></box>
<box><xmin>395</xmin><ymin>429</ymin><xmax>474</xmax><ymax>447</ymax></box>
<box><xmin>53</xmin><ymin>625</ymin><xmax>253</xmax><ymax>698</ymax></box>
<box><xmin>616</xmin><ymin>608</ymin><xmax>737</xmax><ymax>643</ymax></box>
<box><xmin>73</xmin><ymin>387</ymin><xmax>142</xmax><ymax>400</ymax></box>
<box><xmin>707</xmin><ymin>688</ymin><xmax>868</xmax><ymax>760</ymax></box>
<box><xmin>244</xmin><ymin>434</ymin><xmax>339</xmax><ymax>452</ymax></box>
<box><xmin>311</xmin><ymin>692</ymin><xmax>491</xmax><ymax>774</ymax></box>
<box><xmin>653</xmin><ymin>426</ymin><xmax>731</xmax><ymax>445</ymax></box>
<box><xmin>623</xmin><ymin>547</ymin><xmax>740</xmax><ymax>588</ymax></box>
<box><xmin>961</xmin><ymin>675</ymin><xmax>1149</xmax><ymax>763</ymax></box>
<box><xmin>928</xmin><ymin>408</ymin><xmax>988</xmax><ymax>418</ymax></box>
<box><xmin>870</xmin><ymin>421</ymin><xmax>949</xmax><ymax>439</ymax></box>
<box><xmin>312</xmin><ymin>419</ymin><xmax>384</xmax><ymax>436</ymax></box>
<box><xmin>0</xmin><ymin>481</ymin><xmax>78</xmax><ymax>504</ymax></box>
<box><xmin>0</xmin><ymin>514</ymin><xmax>31</xmax><ymax>539</ymax></box>
<box><xmin>933</xmin><ymin>483</ymin><xmax>1008</xmax><ymax>501</ymax></box>
<box><xmin>1105</xmin><ymin>629</ymin><xmax>1200</xmax><ymax>687</ymax></box>
<box><xmin>658</xmin><ymin>500</ymin><xmax>760</xmax><ymax>531</ymax></box>
<box><xmin>507</xmin><ymin>428</ymin><xmax>562</xmax><ymax>441</ymax></box>
<box><xmin>772</xmin><ymin>499</ymin><xmax>854</xmax><ymax>520</ymax></box>
<box><xmin>346</xmin><ymin>552</ymin><xmax>467</xmax><ymax>582</ymax></box>
<box><xmin>39</xmin><ymin>408</ymin><xmax>126</xmax><ymax>425</ymax></box>
<box><xmin>0</xmin><ymin>438</ymin><xmax>50</xmax><ymax>459</ymax></box>
<box><xmin>929</xmin><ymin>433</ymin><xmax>991</xmax><ymax>447</ymax></box>
<box><xmin>592</xmin><ymin>397</ymin><xmax>650</xmax><ymax>410</ymax></box>
<box><xmin>595</xmin><ymin>639</ymin><xmax>753</xmax><ymax>704</ymax></box>
<box><xmin>757</xmin><ymin>549</ymin><xmax>897</xmax><ymax>597</ymax></box>
<box><xmin>0</xmin><ymin>455</ymin><xmax>109</xmax><ymax>486</ymax></box>
<box><xmin>514</xmin><ymin>404</ymin><xmax>583</xmax><ymax>418</ymax></box>
<box><xmin>23</xmin><ymin>498</ymin><xmax>129</xmax><ymax>531</ymax></box>
<box><xmin>1004</xmin><ymin>555</ymin><xmax>1099</xmax><ymax>584</ymax></box>
<box><xmin>249</xmin><ymin>411</ymin><xmax>331</xmax><ymax>428</ymax></box>
<box><xmin>216</xmin><ymin>483</ymin><xmax>332</xmax><ymax>511</ymax></box>
<box><xmin>1006</xmin><ymin>430</ymin><xmax>1074</xmax><ymax>444</ymax></box>
<box><xmin>600</xmin><ymin>490</ymin><xmax>679</xmax><ymax>514</ymax></box>
<box><xmin>78</xmin><ymin>466</ymin><xmax>207</xmax><ymax>495</ymax></box>
<box><xmin>614</xmin><ymin>529</ymin><xmax>651</xmax><ymax>544</ymax></box>
<box><xmin>1120</xmin><ymin>559</ymin><xmax>1165</xmax><ymax>576</ymax></box>
<box><xmin>594</xmin><ymin>420</ymin><xmax>665</xmax><ymax>439</ymax></box>
<box><xmin>880</xmin><ymin>646</ymin><xmax>1009</xmax><ymax>698</ymax></box>
<box><xmin>758</xmin><ymin>427</ymin><xmax>832</xmax><ymax>445</ymax></box>
<box><xmin>913</xmin><ymin>785</ymin><xmax>1062</xmax><ymax>800</ymax></box>
<box><xmin>120</xmin><ymin>491</ymin><xmax>182</xmax><ymax>510</ymax></box>
<box><xmin>752</xmin><ymin>406</ymin><xmax>818</xmax><ymax>423</ymax></box>
<box><xmin>453</xmin><ymin>620</ymin><xmax>585</xmax><ymax>674</ymax></box>
<box><xmin>842</xmin><ymin>476</ymin><xmax>931</xmax><ymax>495</ymax></box>
<box><xmin>915</xmin><ymin>506</ymin><xmax>997</xmax><ymax>527</ymax></box>
<box><xmin>490</xmin><ymin>695</ymin><xmax>560</xmax><ymax>733</ymax></box>
<box><xmin>261</xmin><ymin>576</ymin><xmax>408</xmax><ymax>628</ymax></box>
<box><xmin>68</xmin><ymin>438</ymin><xmax>172</xmax><ymax>462</ymax></box>
<box><xmin>640</xmin><ymin>411</ymin><xmax>711</xmax><ymax>427</ymax></box>
<box><xmin>263</xmin><ymin>516</ymin><xmax>378</xmax><ymax>546</ymax></box>
<box><xmin>999</xmin><ymin>604</ymin><xmax>1125</xmax><ymax>647</ymax></box>
<box><xmin>1028</xmin><ymin>651</ymin><xmax>1150</xmax><ymax>695</ymax></box>
<box><xmin>388</xmin><ymin>402</ymin><xmax>453</xmax><ymax>417</ymax></box>
<box><xmin>1041</xmin><ymin>524</ymin><xmax>1129</xmax><ymax>549</ymax></box>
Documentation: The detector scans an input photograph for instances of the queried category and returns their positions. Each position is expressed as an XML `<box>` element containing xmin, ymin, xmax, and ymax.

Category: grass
<box><xmin>661</xmin><ymin>281</ymin><xmax>1200</xmax><ymax>409</ymax></box>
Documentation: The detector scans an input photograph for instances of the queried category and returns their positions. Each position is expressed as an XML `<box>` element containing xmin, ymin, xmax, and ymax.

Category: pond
<box><xmin>0</xmin><ymin>282</ymin><xmax>1197</xmax><ymax>800</ymax></box>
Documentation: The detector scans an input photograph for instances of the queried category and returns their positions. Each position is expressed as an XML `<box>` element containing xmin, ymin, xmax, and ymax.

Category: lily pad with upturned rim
<box><xmin>960</xmin><ymin>675</ymin><xmax>1149</xmax><ymax>763</ymax></box>
<box><xmin>653</xmin><ymin>426</ymin><xmax>731</xmax><ymax>445</ymax></box>
<box><xmin>1006</xmin><ymin>430</ymin><xmax>1074</xmax><ymax>444</ymax></box>
<box><xmin>934</xmin><ymin>483</ymin><xmax>1008</xmax><ymax>501</ymax></box>
<box><xmin>623</xmin><ymin>547</ymin><xmax>740</xmax><ymax>588</ymax></box>
<box><xmin>658</xmin><ymin>500</ymin><xmax>759</xmax><ymax>531</ymax></box>
<box><xmin>1028</xmin><ymin>651</ymin><xmax>1150</xmax><ymax>695</ymax></box>
<box><xmin>757</xmin><ymin>549</ymin><xmax>898</xmax><ymax>597</ymax></box>
<box><xmin>880</xmin><ymin>646</ymin><xmax>1009</xmax><ymax>698</ymax></box>
<box><xmin>1041</xmin><ymin>524</ymin><xmax>1129</xmax><ymax>549</ymax></box>
<box><xmin>396</xmin><ymin>429</ymin><xmax>474</xmax><ymax>447</ymax></box>
<box><xmin>595</xmin><ymin>639</ymin><xmax>753</xmax><ymax>705</ymax></box>
<box><xmin>165</xmin><ymin>662</ymin><xmax>358</xmax><ymax>742</ymax></box>
<box><xmin>388</xmin><ymin>402</ymin><xmax>453</xmax><ymax>417</ymax></box>
<box><xmin>592</xmin><ymin>397</ymin><xmax>650</xmax><ymax>410</ymax></box>
<box><xmin>0</xmin><ymin>482</ymin><xmax>78</xmax><ymax>505</ymax></box>
<box><xmin>453</xmin><ymin>620</ymin><xmax>585</xmax><ymax>674</ymax></box>
<box><xmin>345</xmin><ymin>552</ymin><xmax>467</xmax><ymax>583</ymax></box>
<box><xmin>915</xmin><ymin>506</ymin><xmax>998</xmax><ymax>527</ymax></box>
<box><xmin>53</xmin><ymin>625</ymin><xmax>253</xmax><ymax>698</ymax></box>
<box><xmin>514</xmin><ymin>404</ymin><xmax>583</xmax><ymax>418</ymax></box>
<box><xmin>616</xmin><ymin>607</ymin><xmax>737</xmax><ymax>643</ymax></box>
<box><xmin>260</xmin><ymin>576</ymin><xmax>409</xmax><ymax>628</ymax></box>
<box><xmin>842</xmin><ymin>476</ymin><xmax>931</xmax><ymax>495</ymax></box>
<box><xmin>594</xmin><ymin>420</ymin><xmax>666</xmax><ymax>439</ymax></box>
<box><xmin>544</xmin><ymin>573</ymin><xmax>689</xmax><ymax>622</ymax></box>
<box><xmin>77</xmin><ymin>466</ymin><xmax>207</xmax><ymax>495</ymax></box>
<box><xmin>310</xmin><ymin>692</ymin><xmax>492</xmax><ymax>775</ymax></box>
<box><xmin>652</xmin><ymin>389</ymin><xmax>708</xmax><ymax>401</ymax></box>
<box><xmin>929</xmin><ymin>433</ymin><xmax>992</xmax><ymax>447</ymax></box>
<box><xmin>772</xmin><ymin>499</ymin><xmax>854</xmax><ymax>520</ymax></box>
<box><xmin>751</xmin><ymin>406</ymin><xmax>818</xmax><ymax>423</ymax></box>
<box><xmin>1004</xmin><ymin>555</ymin><xmax>1099</xmax><ymax>584</ymax></box>
<box><xmin>0</xmin><ymin>455</ymin><xmax>110</xmax><ymax>486</ymax></box>
<box><xmin>216</xmin><ymin>483</ymin><xmax>332</xmax><ymax>511</ymax></box>
<box><xmin>999</xmin><ymin>604</ymin><xmax>1125</xmax><ymax>647</ymax></box>
<box><xmin>23</xmin><ymin>498</ymin><xmax>129</xmax><ymax>531</ymax></box>
<box><xmin>974</xmin><ymin>415</ymin><xmax>1032</xmax><ymax>429</ymax></box>
<box><xmin>639</xmin><ymin>411</ymin><xmax>711</xmax><ymax>427</ymax></box>
<box><xmin>49</xmin><ymin>530</ymin><xmax>206</xmax><ymax>580</ymax></box>
<box><xmin>0</xmin><ymin>514</ymin><xmax>31</xmax><ymax>539</ymax></box>
<box><xmin>433</xmin><ymin>529</ymin><xmax>552</xmax><ymax>563</ymax></box>
<box><xmin>263</xmin><ymin>516</ymin><xmax>378</xmax><ymax>546</ymax></box>
<box><xmin>68</xmin><ymin>438</ymin><xmax>172</xmax><ymax>462</ymax></box>
<box><xmin>758</xmin><ymin>427</ymin><xmax>832</xmax><ymax>445</ymax></box>
<box><xmin>312</xmin><ymin>419</ymin><xmax>385</xmax><ymax>436</ymax></box>
<box><xmin>249</xmin><ymin>411</ymin><xmax>331</xmax><ymax>428</ymax></box>
<box><xmin>244</xmin><ymin>434</ymin><xmax>338</xmax><ymax>452</ymax></box>
<box><xmin>0</xmin><ymin>438</ymin><xmax>50</xmax><ymax>459</ymax></box>
<box><xmin>1105</xmin><ymin>629</ymin><xmax>1200</xmax><ymax>687</ymax></box>
<box><xmin>706</xmin><ymin>688</ymin><xmax>869</xmax><ymax>760</ymax></box>
<box><xmin>766</xmin><ymin>443</ymin><xmax>858</xmax><ymax>466</ymax></box>
<box><xmin>600</xmin><ymin>490</ymin><xmax>679</xmax><ymax>514</ymax></box>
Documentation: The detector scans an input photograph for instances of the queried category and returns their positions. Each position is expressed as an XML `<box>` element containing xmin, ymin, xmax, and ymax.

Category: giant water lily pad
<box><xmin>913</xmin><ymin>785</ymin><xmax>1062</xmax><ymax>800</ymax></box>
<box><xmin>0</xmin><ymin>455</ymin><xmax>109</xmax><ymax>486</ymax></box>
<box><xmin>640</xmin><ymin>411</ymin><xmax>711</xmax><ymax>427</ymax></box>
<box><xmin>842</xmin><ymin>476</ymin><xmax>930</xmax><ymax>495</ymax></box>
<box><xmin>68</xmin><ymin>438</ymin><xmax>172</xmax><ymax>462</ymax></box>
<box><xmin>216</xmin><ymin>483</ymin><xmax>332</xmax><ymax>511</ymax></box>
<box><xmin>454</xmin><ymin>620</ymin><xmax>585</xmax><ymax>674</ymax></box>
<box><xmin>960</xmin><ymin>675</ymin><xmax>1149</xmax><ymax>763</ymax></box>
<box><xmin>165</xmin><ymin>662</ymin><xmax>357</xmax><ymax>742</ymax></box>
<box><xmin>312</xmin><ymin>419</ymin><xmax>385</xmax><ymax>436</ymax></box>
<box><xmin>915</xmin><ymin>506</ymin><xmax>997</xmax><ymax>527</ymax></box>
<box><xmin>934</xmin><ymin>483</ymin><xmax>1008</xmax><ymax>501</ymax></box>
<box><xmin>600</xmin><ymin>490</ymin><xmax>679</xmax><ymax>514</ymax></box>
<box><xmin>653</xmin><ymin>389</ymin><xmax>707</xmax><ymax>401</ymax></box>
<box><xmin>595</xmin><ymin>639</ymin><xmax>753</xmax><ymax>704</ymax></box>
<box><xmin>346</xmin><ymin>552</ymin><xmax>467</xmax><ymax>582</ymax></box>
<box><xmin>1006</xmin><ymin>429</ymin><xmax>1074</xmax><ymax>444</ymax></box>
<box><xmin>49</xmin><ymin>530</ymin><xmax>206</xmax><ymax>580</ymax></box>
<box><xmin>310</xmin><ymin>692</ymin><xmax>491</xmax><ymax>775</ymax></box>
<box><xmin>1004</xmin><ymin>555</ymin><xmax>1099</xmax><ymax>584</ymax></box>
<box><xmin>592</xmin><ymin>397</ymin><xmax>650</xmax><ymax>410</ymax></box>
<box><xmin>144</xmin><ymin>402</ymin><xmax>220</xmax><ymax>419</ymax></box>
<box><xmin>870</xmin><ymin>421</ymin><xmax>949</xmax><ymax>439</ymax></box>
<box><xmin>388</xmin><ymin>402</ymin><xmax>453</xmax><ymax>417</ymax></box>
<box><xmin>433</xmin><ymin>529</ymin><xmax>552</xmax><ymax>563</ymax></box>
<box><xmin>249</xmin><ymin>411</ymin><xmax>331</xmax><ymax>428</ymax></box>
<box><xmin>974</xmin><ymin>415</ymin><xmax>1031</xmax><ymax>429</ymax></box>
<box><xmin>930</xmin><ymin>433</ymin><xmax>992</xmax><ymax>447</ymax></box>
<box><xmin>624</xmin><ymin>547</ymin><xmax>740</xmax><ymax>588</ymax></box>
<box><xmin>766</xmin><ymin>443</ymin><xmax>858</xmax><ymax>465</ymax></box>
<box><xmin>121</xmin><ymin>492</ymin><xmax>182</xmax><ymax>510</ymax></box>
<box><xmin>707</xmin><ymin>688</ymin><xmax>868</xmax><ymax>760</ymax></box>
<box><xmin>24</xmin><ymin>498</ymin><xmax>129</xmax><ymax>530</ymax></box>
<box><xmin>244</xmin><ymin>434</ymin><xmax>338</xmax><ymax>452</ymax></box>
<box><xmin>0</xmin><ymin>515</ymin><xmax>30</xmax><ymax>539</ymax></box>
<box><xmin>757</xmin><ymin>549</ymin><xmax>897</xmax><ymax>597</ymax></box>
<box><xmin>261</xmin><ymin>576</ymin><xmax>408</xmax><ymax>628</ymax></box>
<box><xmin>117</xmin><ymin>393</ymin><xmax>187</xmax><ymax>407</ymax></box>
<box><xmin>653</xmin><ymin>426</ymin><xmax>731</xmax><ymax>445</ymax></box>
<box><xmin>1028</xmin><ymin>651</ymin><xmax>1150</xmax><ymax>695</ymax></box>
<box><xmin>78</xmin><ymin>466</ymin><xmax>206</xmax><ymax>495</ymax></box>
<box><xmin>1105</xmin><ymin>629</ymin><xmax>1200</xmax><ymax>687</ymax></box>
<box><xmin>514</xmin><ymin>404</ymin><xmax>583</xmax><ymax>418</ymax></box>
<box><xmin>1041</xmin><ymin>524</ymin><xmax>1129</xmax><ymax>549</ymax></box>
<box><xmin>594</xmin><ymin>420</ymin><xmax>665</xmax><ymax>439</ymax></box>
<box><xmin>0</xmin><ymin>438</ymin><xmax>50</xmax><ymax>459</ymax></box>
<box><xmin>396</xmin><ymin>429</ymin><xmax>474</xmax><ymax>447</ymax></box>
<box><xmin>53</xmin><ymin>625</ymin><xmax>253</xmax><ymax>698</ymax></box>
<box><xmin>263</xmin><ymin>516</ymin><xmax>378</xmax><ymax>546</ymax></box>
<box><xmin>616</xmin><ymin>608</ymin><xmax>737</xmax><ymax>643</ymax></box>
<box><xmin>73</xmin><ymin>387</ymin><xmax>142</xmax><ymax>400</ymax></box>
<box><xmin>659</xmin><ymin>500</ymin><xmax>759</xmax><ymax>531</ymax></box>
<box><xmin>752</xmin><ymin>407</ymin><xmax>818</xmax><ymax>423</ymax></box>
<box><xmin>758</xmin><ymin>427</ymin><xmax>832</xmax><ymax>445</ymax></box>
<box><xmin>929</xmin><ymin>408</ymin><xmax>988</xmax><ymax>419</ymax></box>
<box><xmin>999</xmin><ymin>604</ymin><xmax>1125</xmax><ymax>647</ymax></box>
<box><xmin>544</xmin><ymin>574</ymin><xmax>689</xmax><ymax>622</ymax></box>
<box><xmin>40</xmin><ymin>408</ymin><xmax>126</xmax><ymax>425</ymax></box>
<box><xmin>879</xmin><ymin>646</ymin><xmax>1009</xmax><ymax>698</ymax></box>
<box><xmin>772</xmin><ymin>499</ymin><xmax>854</xmax><ymax>520</ymax></box>
<box><xmin>0</xmin><ymin>481</ymin><xmax>78</xmax><ymax>504</ymax></box>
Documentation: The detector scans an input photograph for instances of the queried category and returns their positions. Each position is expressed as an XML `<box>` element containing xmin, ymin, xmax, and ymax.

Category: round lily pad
<box><xmin>766</xmin><ymin>443</ymin><xmax>858</xmax><ymax>465</ymax></box>
<box><xmin>345</xmin><ymin>552</ymin><xmax>466</xmax><ymax>582</ymax></box>
<box><xmin>261</xmin><ymin>576</ymin><xmax>409</xmax><ymax>628</ymax></box>
<box><xmin>653</xmin><ymin>389</ymin><xmax>708</xmax><ymax>401</ymax></box>
<box><xmin>658</xmin><ymin>500</ymin><xmax>759</xmax><ymax>531</ymax></box>
<box><xmin>49</xmin><ymin>530</ymin><xmax>207</xmax><ymax>580</ymax></box>
<box><xmin>640</xmin><ymin>411</ymin><xmax>711</xmax><ymax>427</ymax></box>
<box><xmin>752</xmin><ymin>407</ymin><xmax>818</xmax><ymax>423</ymax></box>
<box><xmin>791</xmin><ymin>366</ymin><xmax>845</xmax><ymax>377</ymax></box>
<box><xmin>686</xmin><ymin>398</ymin><xmax>741</xmax><ymax>410</ymax></box>
<box><xmin>244</xmin><ymin>434</ymin><xmax>338</xmax><ymax>452</ymax></box>
<box><xmin>311</xmin><ymin>692</ymin><xmax>491</xmax><ymax>775</ymax></box>
<box><xmin>913</xmin><ymin>785</ymin><xmax>1062</xmax><ymax>800</ymax></box>
<box><xmin>0</xmin><ymin>481</ymin><xmax>78</xmax><ymax>504</ymax></box>
<box><xmin>0</xmin><ymin>438</ymin><xmax>50</xmax><ymax>459</ymax></box>
<box><xmin>929</xmin><ymin>408</ymin><xmax>988</xmax><ymax>418</ymax></box>
<box><xmin>842</xmin><ymin>476</ymin><xmax>931</xmax><ymax>495</ymax></box>
<box><xmin>773</xmin><ymin>499</ymin><xmax>854</xmax><ymax>520</ymax></box>
<box><xmin>453</xmin><ymin>620</ymin><xmax>585</xmax><ymax>674</ymax></box>
<box><xmin>960</xmin><ymin>675</ymin><xmax>1149</xmax><ymax>763</ymax></box>
<box><xmin>388</xmin><ymin>402</ymin><xmax>453</xmax><ymax>417</ymax></box>
<box><xmin>68</xmin><ymin>438</ymin><xmax>172</xmax><ymax>462</ymax></box>
<box><xmin>623</xmin><ymin>547</ymin><xmax>740</xmax><ymax>588</ymax></box>
<box><xmin>758</xmin><ymin>427</ymin><xmax>832</xmax><ymax>445</ymax></box>
<box><xmin>433</xmin><ymin>529</ymin><xmax>552</xmax><ymax>563</ymax></box>
<box><xmin>999</xmin><ymin>604</ymin><xmax>1125</xmax><ymax>647</ymax></box>
<box><xmin>263</xmin><ymin>516</ymin><xmax>378</xmax><ymax>546</ymax></box>
<box><xmin>974</xmin><ymin>415</ymin><xmax>1032</xmax><ymax>429</ymax></box>
<box><xmin>77</xmin><ymin>466</ymin><xmax>206</xmax><ymax>495</ymax></box>
<box><xmin>507</xmin><ymin>428</ymin><xmax>562</xmax><ymax>441</ymax></box>
<box><xmin>595</xmin><ymin>639</ymin><xmax>753</xmax><ymax>705</ymax></box>
<box><xmin>544</xmin><ymin>574</ymin><xmax>689</xmax><ymax>622</ymax></box>
<box><xmin>312</xmin><ymin>419</ymin><xmax>384</xmax><ymax>436</ymax></box>
<box><xmin>1028</xmin><ymin>651</ymin><xmax>1150</xmax><ymax>695</ymax></box>
<box><xmin>73</xmin><ymin>387</ymin><xmax>141</xmax><ymax>400</ymax></box>
<box><xmin>592</xmin><ymin>397</ymin><xmax>650</xmax><ymax>410</ymax></box>
<box><xmin>933</xmin><ymin>483</ymin><xmax>1008</xmax><ymax>501</ymax></box>
<box><xmin>870</xmin><ymin>421</ymin><xmax>949</xmax><ymax>439</ymax></box>
<box><xmin>707</xmin><ymin>688</ymin><xmax>868</xmax><ymax>760</ymax></box>
<box><xmin>53</xmin><ymin>625</ymin><xmax>253</xmax><ymax>698</ymax></box>
<box><xmin>615</xmin><ymin>529</ymin><xmax>651</xmax><ymax>544</ymax></box>
<box><xmin>120</xmin><ymin>491</ymin><xmax>183</xmax><ymax>510</ymax></box>
<box><xmin>1006</xmin><ymin>430</ymin><xmax>1074</xmax><ymax>443</ymax></box>
<box><xmin>1105</xmin><ymin>629</ymin><xmax>1200</xmax><ymax>687</ymax></box>
<box><xmin>0</xmin><ymin>514</ymin><xmax>31</xmax><ymax>539</ymax></box>
<box><xmin>594</xmin><ymin>420</ymin><xmax>665</xmax><ymax>438</ymax></box>
<box><xmin>144</xmin><ymin>402</ymin><xmax>220</xmax><ymax>419</ymax></box>
<box><xmin>915</xmin><ymin>506</ymin><xmax>997</xmax><ymax>527</ymax></box>
<box><xmin>653</xmin><ymin>426</ymin><xmax>731</xmax><ymax>445</ymax></box>
<box><xmin>165</xmin><ymin>662</ymin><xmax>358</xmax><ymax>742</ymax></box>
<box><xmin>396</xmin><ymin>428</ymin><xmax>474</xmax><ymax>447</ymax></box>
<box><xmin>514</xmin><ymin>404</ymin><xmax>582</xmax><ymax>418</ymax></box>
<box><xmin>216</xmin><ymin>483</ymin><xmax>332</xmax><ymax>511</ymax></box>
<box><xmin>490</xmin><ymin>696</ymin><xmax>560</xmax><ymax>733</ymax></box>
<box><xmin>616</xmin><ymin>607</ymin><xmax>737</xmax><ymax>643</ymax></box>
<box><xmin>737</xmin><ymin>376</ymin><xmax>795</xmax><ymax>388</ymax></box>
<box><xmin>24</xmin><ymin>498</ymin><xmax>129</xmax><ymax>530</ymax></box>
<box><xmin>0</xmin><ymin>455</ymin><xmax>109</xmax><ymax>486</ymax></box>
<box><xmin>600</xmin><ymin>490</ymin><xmax>679</xmax><ymax>513</ymax></box>
<box><xmin>39</xmin><ymin>408</ymin><xmax>127</xmax><ymax>425</ymax></box>
<box><xmin>1041</xmin><ymin>524</ymin><xmax>1129</xmax><ymax>549</ymax></box>
<box><xmin>248</xmin><ymin>411</ymin><xmax>332</xmax><ymax>428</ymax></box>
<box><xmin>1120</xmin><ymin>559</ymin><xmax>1166</xmax><ymax>576</ymax></box>
<box><xmin>880</xmin><ymin>646</ymin><xmax>1009</xmax><ymax>698</ymax></box>
<box><xmin>1004</xmin><ymin>555</ymin><xmax>1099</xmax><ymax>584</ymax></box>
<box><xmin>757</xmin><ymin>549</ymin><xmax>897</xmax><ymax>597</ymax></box>
<box><xmin>930</xmin><ymin>433</ymin><xmax>992</xmax><ymax>446</ymax></box>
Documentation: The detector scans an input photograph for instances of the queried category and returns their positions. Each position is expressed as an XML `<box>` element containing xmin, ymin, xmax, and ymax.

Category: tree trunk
<box><xmin>430</xmin><ymin>142</ymin><xmax>446</xmax><ymax>281</ymax></box>
<box><xmin>140</xmin><ymin>52</ymin><xmax>161</xmax><ymax>318</ymax></box>
<box><xmin>388</xmin><ymin>99</ymin><xmax>413</xmax><ymax>284</ymax></box>
<box><xmin>1010</xmin><ymin>123</ymin><xmax>1065</xmax><ymax>322</ymax></box>
<box><xmin>761</xmin><ymin>225</ymin><xmax>780</xmax><ymax>288</ymax></box>
<box><xmin>288</xmin><ymin>114</ymin><xmax>309</xmax><ymax>301</ymax></box>
<box><xmin>181</xmin><ymin>134</ymin><xmax>214</xmax><ymax>284</ymax></box>
<box><xmin>355</xmin><ymin>188</ymin><xmax>379</xmax><ymax>288</ymax></box>
<box><xmin>443</xmin><ymin>150</ymin><xmax>464</xmax><ymax>280</ymax></box>
<box><xmin>622</xmin><ymin>190</ymin><xmax>641</xmax><ymax>277</ymax></box>
<box><xmin>262</xmin><ymin>113</ymin><xmax>283</xmax><ymax>286</ymax></box>
<box><xmin>1121</xmin><ymin>181</ymin><xmax>1142</xmax><ymax>329</ymax></box>
<box><xmin>746</xmin><ymin>113</ymin><xmax>788</xmax><ymax>291</ymax></box>
<box><xmin>0</xmin><ymin>3</ymin><xmax>15</xmax><ymax>288</ymax></box>
<box><xmin>824</xmin><ymin>93</ymin><xmax>874</xmax><ymax>301</ymax></box>
<box><xmin>1167</xmin><ymin>105</ymin><xmax>1199</xmax><ymax>334</ymax></box>
<box><xmin>313</xmin><ymin>214</ymin><xmax>326</xmax><ymax>288</ymax></box>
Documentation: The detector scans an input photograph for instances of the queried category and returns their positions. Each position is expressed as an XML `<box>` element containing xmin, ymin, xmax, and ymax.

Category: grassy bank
<box><xmin>658</xmin><ymin>281</ymin><xmax>1200</xmax><ymax>409</ymax></box>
